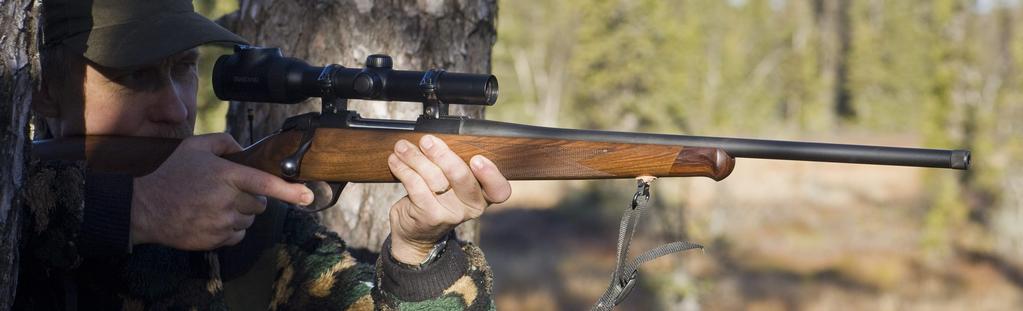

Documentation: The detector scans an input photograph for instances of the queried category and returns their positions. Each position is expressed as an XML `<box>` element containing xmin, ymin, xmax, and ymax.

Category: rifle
<box><xmin>32</xmin><ymin>45</ymin><xmax>972</xmax><ymax>309</ymax></box>
<box><xmin>36</xmin><ymin>45</ymin><xmax>969</xmax><ymax>211</ymax></box>
<box><xmin>33</xmin><ymin>45</ymin><xmax>970</xmax><ymax>212</ymax></box>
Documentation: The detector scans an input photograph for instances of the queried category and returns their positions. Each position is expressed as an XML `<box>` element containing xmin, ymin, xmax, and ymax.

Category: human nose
<box><xmin>147</xmin><ymin>79</ymin><xmax>189</xmax><ymax>124</ymax></box>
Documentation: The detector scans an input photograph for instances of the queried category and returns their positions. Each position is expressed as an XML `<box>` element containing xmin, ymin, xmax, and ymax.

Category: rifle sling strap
<box><xmin>592</xmin><ymin>179</ymin><xmax>704</xmax><ymax>311</ymax></box>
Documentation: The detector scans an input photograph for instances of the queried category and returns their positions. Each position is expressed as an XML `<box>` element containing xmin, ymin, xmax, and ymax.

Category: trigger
<box><xmin>296</xmin><ymin>181</ymin><xmax>347</xmax><ymax>212</ymax></box>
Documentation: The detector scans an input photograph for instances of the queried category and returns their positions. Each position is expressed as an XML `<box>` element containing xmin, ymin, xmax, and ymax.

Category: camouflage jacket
<box><xmin>15</xmin><ymin>160</ymin><xmax>495</xmax><ymax>310</ymax></box>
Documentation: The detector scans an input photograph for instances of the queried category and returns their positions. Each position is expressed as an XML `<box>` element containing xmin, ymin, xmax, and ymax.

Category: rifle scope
<box><xmin>212</xmin><ymin>45</ymin><xmax>498</xmax><ymax>105</ymax></box>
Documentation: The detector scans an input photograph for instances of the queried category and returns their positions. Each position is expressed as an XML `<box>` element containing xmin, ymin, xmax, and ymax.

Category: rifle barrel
<box><xmin>454</xmin><ymin>119</ymin><xmax>970</xmax><ymax>170</ymax></box>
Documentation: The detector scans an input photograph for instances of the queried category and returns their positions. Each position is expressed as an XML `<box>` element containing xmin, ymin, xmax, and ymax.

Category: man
<box><xmin>16</xmin><ymin>0</ymin><xmax>510</xmax><ymax>310</ymax></box>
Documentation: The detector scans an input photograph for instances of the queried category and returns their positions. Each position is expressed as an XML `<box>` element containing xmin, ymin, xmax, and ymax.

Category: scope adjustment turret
<box><xmin>365</xmin><ymin>54</ymin><xmax>393</xmax><ymax>68</ymax></box>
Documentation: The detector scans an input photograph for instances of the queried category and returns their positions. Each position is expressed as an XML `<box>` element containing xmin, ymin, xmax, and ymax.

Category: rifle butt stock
<box><xmin>31</xmin><ymin>136</ymin><xmax>181</xmax><ymax>177</ymax></box>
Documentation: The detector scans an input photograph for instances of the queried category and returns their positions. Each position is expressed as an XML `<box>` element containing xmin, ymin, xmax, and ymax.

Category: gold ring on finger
<box><xmin>435</xmin><ymin>186</ymin><xmax>452</xmax><ymax>195</ymax></box>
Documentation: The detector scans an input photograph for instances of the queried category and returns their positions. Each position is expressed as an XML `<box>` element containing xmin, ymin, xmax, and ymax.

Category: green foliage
<box><xmin>848</xmin><ymin>0</ymin><xmax>933</xmax><ymax>131</ymax></box>
<box><xmin>493</xmin><ymin>0</ymin><xmax>861</xmax><ymax>135</ymax></box>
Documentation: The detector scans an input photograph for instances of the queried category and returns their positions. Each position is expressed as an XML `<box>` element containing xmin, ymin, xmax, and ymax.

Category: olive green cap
<box><xmin>43</xmin><ymin>0</ymin><xmax>248</xmax><ymax>68</ymax></box>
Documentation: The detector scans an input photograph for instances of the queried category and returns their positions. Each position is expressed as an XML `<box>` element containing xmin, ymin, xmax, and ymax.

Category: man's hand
<box><xmin>130</xmin><ymin>133</ymin><xmax>314</xmax><ymax>250</ymax></box>
<box><xmin>387</xmin><ymin>135</ymin><xmax>512</xmax><ymax>264</ymax></box>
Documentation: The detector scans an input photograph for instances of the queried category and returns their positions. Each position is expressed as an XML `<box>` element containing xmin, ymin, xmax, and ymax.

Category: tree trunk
<box><xmin>224</xmin><ymin>0</ymin><xmax>497</xmax><ymax>254</ymax></box>
<box><xmin>815</xmin><ymin>0</ymin><xmax>855</xmax><ymax>120</ymax></box>
<box><xmin>0</xmin><ymin>0</ymin><xmax>38</xmax><ymax>308</ymax></box>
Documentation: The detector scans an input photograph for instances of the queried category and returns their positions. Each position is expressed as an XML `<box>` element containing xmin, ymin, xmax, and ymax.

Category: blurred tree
<box><xmin>990</xmin><ymin>3</ymin><xmax>1023</xmax><ymax>269</ymax></box>
<box><xmin>915</xmin><ymin>0</ymin><xmax>971</xmax><ymax>253</ymax></box>
<box><xmin>491</xmin><ymin>0</ymin><xmax>580</xmax><ymax>127</ymax></box>
<box><xmin>498</xmin><ymin>0</ymin><xmax>848</xmax><ymax>135</ymax></box>
<box><xmin>193</xmin><ymin>0</ymin><xmax>239</xmax><ymax>134</ymax></box>
<box><xmin>821</xmin><ymin>0</ymin><xmax>856</xmax><ymax>119</ymax></box>
<box><xmin>567</xmin><ymin>0</ymin><xmax>703</xmax><ymax>132</ymax></box>
<box><xmin>847</xmin><ymin>0</ymin><xmax>945</xmax><ymax>132</ymax></box>
<box><xmin>220</xmin><ymin>0</ymin><xmax>498</xmax><ymax>252</ymax></box>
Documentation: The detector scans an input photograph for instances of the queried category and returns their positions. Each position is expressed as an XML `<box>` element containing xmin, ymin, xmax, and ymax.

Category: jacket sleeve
<box><xmin>268</xmin><ymin>209</ymin><xmax>495</xmax><ymax>311</ymax></box>
<box><xmin>80</xmin><ymin>171</ymin><xmax>134</xmax><ymax>257</ymax></box>
<box><xmin>374</xmin><ymin>235</ymin><xmax>495</xmax><ymax>310</ymax></box>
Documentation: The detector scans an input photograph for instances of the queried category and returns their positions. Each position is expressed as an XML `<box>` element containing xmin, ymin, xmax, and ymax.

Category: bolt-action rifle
<box><xmin>32</xmin><ymin>46</ymin><xmax>973</xmax><ymax>309</ymax></box>
<box><xmin>33</xmin><ymin>45</ymin><xmax>971</xmax><ymax>212</ymax></box>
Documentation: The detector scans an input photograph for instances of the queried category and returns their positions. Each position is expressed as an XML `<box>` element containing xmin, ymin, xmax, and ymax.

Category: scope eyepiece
<box><xmin>212</xmin><ymin>46</ymin><xmax>498</xmax><ymax>106</ymax></box>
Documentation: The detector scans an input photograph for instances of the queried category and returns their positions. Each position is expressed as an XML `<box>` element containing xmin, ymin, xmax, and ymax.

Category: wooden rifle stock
<box><xmin>31</xmin><ymin>128</ymin><xmax>736</xmax><ymax>182</ymax></box>
<box><xmin>32</xmin><ymin>136</ymin><xmax>181</xmax><ymax>177</ymax></box>
<box><xmin>232</xmin><ymin>127</ymin><xmax>735</xmax><ymax>181</ymax></box>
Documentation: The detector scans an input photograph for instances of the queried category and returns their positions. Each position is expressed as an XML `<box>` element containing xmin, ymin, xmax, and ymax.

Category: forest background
<box><xmin>193</xmin><ymin>0</ymin><xmax>1023</xmax><ymax>310</ymax></box>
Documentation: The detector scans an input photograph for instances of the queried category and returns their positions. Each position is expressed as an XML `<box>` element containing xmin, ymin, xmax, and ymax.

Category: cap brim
<box><xmin>66</xmin><ymin>11</ymin><xmax>248</xmax><ymax>68</ymax></box>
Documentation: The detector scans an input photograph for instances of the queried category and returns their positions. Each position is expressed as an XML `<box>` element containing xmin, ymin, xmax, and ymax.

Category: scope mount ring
<box><xmin>419</xmin><ymin>69</ymin><xmax>447</xmax><ymax>119</ymax></box>
<box><xmin>318</xmin><ymin>65</ymin><xmax>348</xmax><ymax>115</ymax></box>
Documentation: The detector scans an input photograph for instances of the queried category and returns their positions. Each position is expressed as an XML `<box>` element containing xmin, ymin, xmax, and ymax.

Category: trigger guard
<box><xmin>296</xmin><ymin>181</ymin><xmax>347</xmax><ymax>212</ymax></box>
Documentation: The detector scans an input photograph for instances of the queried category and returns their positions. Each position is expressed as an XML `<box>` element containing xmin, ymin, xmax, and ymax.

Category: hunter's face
<box><xmin>45</xmin><ymin>48</ymin><xmax>200</xmax><ymax>139</ymax></box>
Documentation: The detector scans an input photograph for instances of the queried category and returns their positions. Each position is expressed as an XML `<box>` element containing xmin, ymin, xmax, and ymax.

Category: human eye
<box><xmin>172</xmin><ymin>60</ymin><xmax>197</xmax><ymax>80</ymax></box>
<box><xmin>114</xmin><ymin>67</ymin><xmax>160</xmax><ymax>90</ymax></box>
<box><xmin>173</xmin><ymin>60</ymin><xmax>196</xmax><ymax>74</ymax></box>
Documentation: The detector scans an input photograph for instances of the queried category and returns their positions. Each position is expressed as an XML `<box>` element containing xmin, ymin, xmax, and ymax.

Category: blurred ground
<box><xmin>481</xmin><ymin>134</ymin><xmax>1023</xmax><ymax>311</ymax></box>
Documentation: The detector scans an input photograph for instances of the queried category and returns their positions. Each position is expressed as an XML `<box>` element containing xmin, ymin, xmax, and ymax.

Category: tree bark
<box><xmin>0</xmin><ymin>0</ymin><xmax>38</xmax><ymax>308</ymax></box>
<box><xmin>224</xmin><ymin>0</ymin><xmax>497</xmax><ymax>254</ymax></box>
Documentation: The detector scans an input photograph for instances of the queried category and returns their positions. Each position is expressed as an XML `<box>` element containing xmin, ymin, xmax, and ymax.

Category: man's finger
<box><xmin>393</xmin><ymin>139</ymin><xmax>450</xmax><ymax>193</ymax></box>
<box><xmin>419</xmin><ymin>135</ymin><xmax>485</xmax><ymax>207</ymax></box>
<box><xmin>388</xmin><ymin>153</ymin><xmax>441</xmax><ymax>211</ymax></box>
<box><xmin>233</xmin><ymin>193</ymin><xmax>268</xmax><ymax>215</ymax></box>
<box><xmin>220</xmin><ymin>230</ymin><xmax>246</xmax><ymax>247</ymax></box>
<box><xmin>470</xmin><ymin>155</ymin><xmax>512</xmax><ymax>204</ymax></box>
<box><xmin>228</xmin><ymin>163</ymin><xmax>313</xmax><ymax>206</ymax></box>
<box><xmin>231</xmin><ymin>213</ymin><xmax>256</xmax><ymax>232</ymax></box>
